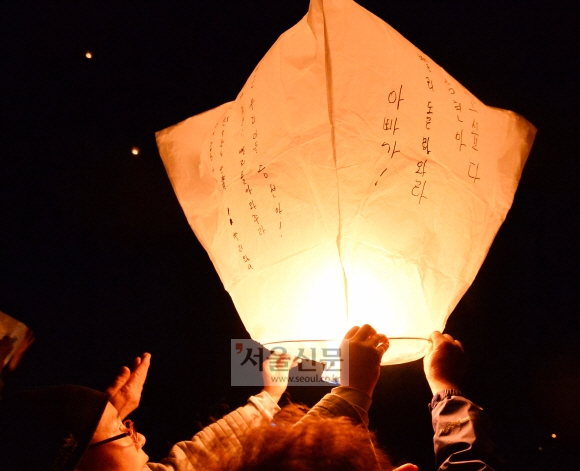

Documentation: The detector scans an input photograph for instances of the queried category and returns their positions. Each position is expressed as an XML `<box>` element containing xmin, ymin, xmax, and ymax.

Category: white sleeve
<box><xmin>147</xmin><ymin>390</ymin><xmax>280</xmax><ymax>471</ymax></box>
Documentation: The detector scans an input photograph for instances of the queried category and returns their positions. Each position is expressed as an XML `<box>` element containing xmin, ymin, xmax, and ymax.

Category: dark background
<box><xmin>1</xmin><ymin>1</ymin><xmax>579</xmax><ymax>469</ymax></box>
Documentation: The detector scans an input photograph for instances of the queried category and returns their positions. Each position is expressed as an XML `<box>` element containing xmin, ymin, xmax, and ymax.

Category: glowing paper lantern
<box><xmin>156</xmin><ymin>0</ymin><xmax>535</xmax><ymax>364</ymax></box>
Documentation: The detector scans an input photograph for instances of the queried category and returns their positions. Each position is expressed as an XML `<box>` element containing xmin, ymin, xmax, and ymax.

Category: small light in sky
<box><xmin>551</xmin><ymin>433</ymin><xmax>557</xmax><ymax>439</ymax></box>
<box><xmin>85</xmin><ymin>51</ymin><xmax>92</xmax><ymax>59</ymax></box>
<box><xmin>131</xmin><ymin>146</ymin><xmax>140</xmax><ymax>155</ymax></box>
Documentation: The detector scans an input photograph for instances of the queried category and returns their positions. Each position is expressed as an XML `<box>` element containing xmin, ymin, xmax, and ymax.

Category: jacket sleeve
<box><xmin>431</xmin><ymin>395</ymin><xmax>499</xmax><ymax>470</ymax></box>
<box><xmin>147</xmin><ymin>390</ymin><xmax>280</xmax><ymax>471</ymax></box>
<box><xmin>297</xmin><ymin>386</ymin><xmax>372</xmax><ymax>427</ymax></box>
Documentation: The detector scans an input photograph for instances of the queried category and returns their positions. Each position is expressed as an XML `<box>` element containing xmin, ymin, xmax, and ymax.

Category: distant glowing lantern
<box><xmin>85</xmin><ymin>52</ymin><xmax>92</xmax><ymax>59</ymax></box>
<box><xmin>131</xmin><ymin>146</ymin><xmax>140</xmax><ymax>155</ymax></box>
<box><xmin>156</xmin><ymin>0</ymin><xmax>536</xmax><ymax>364</ymax></box>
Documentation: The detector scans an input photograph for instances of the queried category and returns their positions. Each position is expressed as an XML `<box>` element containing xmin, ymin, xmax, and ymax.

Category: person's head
<box><xmin>0</xmin><ymin>384</ymin><xmax>149</xmax><ymax>471</ymax></box>
<box><xmin>76</xmin><ymin>401</ymin><xmax>149</xmax><ymax>471</ymax></box>
<box><xmin>196</xmin><ymin>402</ymin><xmax>401</xmax><ymax>471</ymax></box>
<box><xmin>0</xmin><ymin>385</ymin><xmax>109</xmax><ymax>471</ymax></box>
<box><xmin>239</xmin><ymin>416</ymin><xmax>394</xmax><ymax>471</ymax></box>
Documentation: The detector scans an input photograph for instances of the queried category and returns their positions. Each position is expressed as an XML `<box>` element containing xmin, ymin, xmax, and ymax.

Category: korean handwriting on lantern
<box><xmin>444</xmin><ymin>77</ymin><xmax>455</xmax><ymax>95</ymax></box>
<box><xmin>417</xmin><ymin>54</ymin><xmax>432</xmax><ymax>72</ymax></box>
<box><xmin>233</xmin><ymin>232</ymin><xmax>254</xmax><ymax>270</ymax></box>
<box><xmin>241</xmin><ymin>170</ymin><xmax>252</xmax><ymax>195</ymax></box>
<box><xmin>383</xmin><ymin>117</ymin><xmax>399</xmax><ymax>135</ymax></box>
<box><xmin>412</xmin><ymin>160</ymin><xmax>428</xmax><ymax>204</ymax></box>
<box><xmin>377</xmin><ymin>84</ymin><xmax>404</xmax><ymax>186</ymax></box>
<box><xmin>209</xmin><ymin>123</ymin><xmax>218</xmax><ymax>173</ymax></box>
<box><xmin>382</xmin><ymin>85</ymin><xmax>404</xmax><ymax>154</ymax></box>
<box><xmin>213</xmin><ymin>113</ymin><xmax>231</xmax><ymax>189</ymax></box>
<box><xmin>426</xmin><ymin>101</ymin><xmax>433</xmax><ymax>130</ymax></box>
<box><xmin>258</xmin><ymin>164</ymin><xmax>267</xmax><ymax>178</ymax></box>
<box><xmin>454</xmin><ymin>101</ymin><xmax>465</xmax><ymax>153</ymax></box>
<box><xmin>467</xmin><ymin>98</ymin><xmax>481</xmax><ymax>183</ymax></box>
<box><xmin>219</xmin><ymin>166</ymin><xmax>226</xmax><ymax>190</ymax></box>
<box><xmin>417</xmin><ymin>53</ymin><xmax>434</xmax><ymax>92</ymax></box>
<box><xmin>448</xmin><ymin>86</ymin><xmax>466</xmax><ymax>153</ymax></box>
<box><xmin>418</xmin><ymin>54</ymin><xmax>434</xmax><ymax>91</ymax></box>
<box><xmin>413</xmin><ymin>152</ymin><xmax>428</xmax><ymax>205</ymax></box>
<box><xmin>414</xmin><ymin>56</ymin><xmax>435</xmax><ymax>205</ymax></box>
<box><xmin>422</xmin><ymin>137</ymin><xmax>431</xmax><ymax>155</ymax></box>
<box><xmin>275</xmin><ymin>202</ymin><xmax>282</xmax><ymax>232</ymax></box>
<box><xmin>259</xmin><ymin>163</ymin><xmax>282</xmax><ymax>235</ymax></box>
<box><xmin>469</xmin><ymin>99</ymin><xmax>479</xmax><ymax>152</ymax></box>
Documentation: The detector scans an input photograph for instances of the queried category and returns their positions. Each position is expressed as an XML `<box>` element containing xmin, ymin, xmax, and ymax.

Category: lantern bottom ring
<box><xmin>262</xmin><ymin>337</ymin><xmax>429</xmax><ymax>366</ymax></box>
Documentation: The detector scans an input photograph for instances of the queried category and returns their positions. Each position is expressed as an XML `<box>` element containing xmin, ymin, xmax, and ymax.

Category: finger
<box><xmin>105</xmin><ymin>366</ymin><xmax>131</xmax><ymax>396</ymax></box>
<box><xmin>343</xmin><ymin>326</ymin><xmax>360</xmax><ymax>340</ymax></box>
<box><xmin>455</xmin><ymin>339</ymin><xmax>464</xmax><ymax>351</ymax></box>
<box><xmin>376</xmin><ymin>338</ymin><xmax>390</xmax><ymax>357</ymax></box>
<box><xmin>134</xmin><ymin>353</ymin><xmax>151</xmax><ymax>376</ymax></box>
<box><xmin>426</xmin><ymin>331</ymin><xmax>443</xmax><ymax>356</ymax></box>
<box><xmin>353</xmin><ymin>324</ymin><xmax>376</xmax><ymax>341</ymax></box>
<box><xmin>428</xmin><ymin>331</ymin><xmax>444</xmax><ymax>344</ymax></box>
<box><xmin>367</xmin><ymin>333</ymin><xmax>387</xmax><ymax>347</ymax></box>
<box><xmin>376</xmin><ymin>333</ymin><xmax>388</xmax><ymax>346</ymax></box>
<box><xmin>424</xmin><ymin>339</ymin><xmax>434</xmax><ymax>357</ymax></box>
<box><xmin>443</xmin><ymin>333</ymin><xmax>455</xmax><ymax>342</ymax></box>
<box><xmin>125</xmin><ymin>353</ymin><xmax>151</xmax><ymax>389</ymax></box>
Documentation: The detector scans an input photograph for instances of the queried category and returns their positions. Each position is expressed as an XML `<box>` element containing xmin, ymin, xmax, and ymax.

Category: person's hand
<box><xmin>7</xmin><ymin>329</ymin><xmax>35</xmax><ymax>372</ymax></box>
<box><xmin>423</xmin><ymin>331</ymin><xmax>467</xmax><ymax>395</ymax></box>
<box><xmin>105</xmin><ymin>353</ymin><xmax>151</xmax><ymax>420</ymax></box>
<box><xmin>342</xmin><ymin>324</ymin><xmax>389</xmax><ymax>397</ymax></box>
<box><xmin>262</xmin><ymin>351</ymin><xmax>298</xmax><ymax>403</ymax></box>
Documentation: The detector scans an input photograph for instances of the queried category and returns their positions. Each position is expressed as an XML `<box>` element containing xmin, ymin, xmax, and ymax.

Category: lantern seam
<box><xmin>321</xmin><ymin>0</ymin><xmax>350</xmax><ymax>325</ymax></box>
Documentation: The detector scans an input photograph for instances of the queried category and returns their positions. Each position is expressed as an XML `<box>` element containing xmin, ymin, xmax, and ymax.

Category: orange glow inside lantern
<box><xmin>156</xmin><ymin>0</ymin><xmax>536</xmax><ymax>364</ymax></box>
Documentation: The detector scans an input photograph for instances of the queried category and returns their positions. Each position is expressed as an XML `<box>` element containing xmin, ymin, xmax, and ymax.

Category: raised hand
<box><xmin>423</xmin><ymin>331</ymin><xmax>467</xmax><ymax>395</ymax></box>
<box><xmin>105</xmin><ymin>352</ymin><xmax>151</xmax><ymax>419</ymax></box>
<box><xmin>342</xmin><ymin>324</ymin><xmax>389</xmax><ymax>397</ymax></box>
<box><xmin>262</xmin><ymin>351</ymin><xmax>298</xmax><ymax>403</ymax></box>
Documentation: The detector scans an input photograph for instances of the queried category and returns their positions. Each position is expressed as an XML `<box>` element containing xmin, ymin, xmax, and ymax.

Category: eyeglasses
<box><xmin>88</xmin><ymin>419</ymin><xmax>138</xmax><ymax>449</ymax></box>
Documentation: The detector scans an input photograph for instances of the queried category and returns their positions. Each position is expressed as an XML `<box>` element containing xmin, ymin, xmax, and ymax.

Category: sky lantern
<box><xmin>156</xmin><ymin>0</ymin><xmax>536</xmax><ymax>364</ymax></box>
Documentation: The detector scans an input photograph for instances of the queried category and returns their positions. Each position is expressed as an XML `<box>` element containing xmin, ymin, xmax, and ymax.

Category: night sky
<box><xmin>1</xmin><ymin>2</ymin><xmax>579</xmax><ymax>469</ymax></box>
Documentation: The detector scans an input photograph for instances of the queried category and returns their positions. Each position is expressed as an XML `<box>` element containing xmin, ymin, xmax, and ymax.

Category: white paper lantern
<box><xmin>156</xmin><ymin>0</ymin><xmax>536</xmax><ymax>364</ymax></box>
